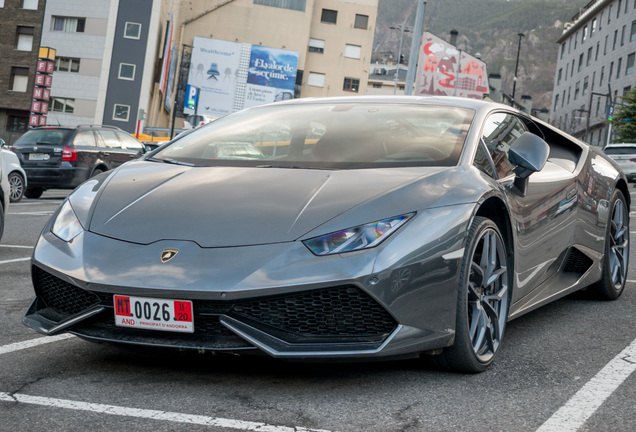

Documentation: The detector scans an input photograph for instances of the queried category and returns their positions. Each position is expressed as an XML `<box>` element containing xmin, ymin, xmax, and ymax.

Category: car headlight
<box><xmin>303</xmin><ymin>213</ymin><xmax>415</xmax><ymax>256</ymax></box>
<box><xmin>51</xmin><ymin>200</ymin><xmax>84</xmax><ymax>242</ymax></box>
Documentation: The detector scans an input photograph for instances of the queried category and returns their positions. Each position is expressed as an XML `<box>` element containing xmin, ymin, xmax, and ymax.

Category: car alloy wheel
<box><xmin>8</xmin><ymin>172</ymin><xmax>25</xmax><ymax>203</ymax></box>
<box><xmin>432</xmin><ymin>217</ymin><xmax>510</xmax><ymax>373</ymax></box>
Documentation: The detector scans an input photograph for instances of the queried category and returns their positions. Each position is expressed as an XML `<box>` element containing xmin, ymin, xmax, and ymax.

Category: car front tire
<box><xmin>25</xmin><ymin>187</ymin><xmax>44</xmax><ymax>199</ymax></box>
<box><xmin>8</xmin><ymin>172</ymin><xmax>25</xmax><ymax>203</ymax></box>
<box><xmin>590</xmin><ymin>189</ymin><xmax>629</xmax><ymax>300</ymax></box>
<box><xmin>431</xmin><ymin>217</ymin><xmax>511</xmax><ymax>373</ymax></box>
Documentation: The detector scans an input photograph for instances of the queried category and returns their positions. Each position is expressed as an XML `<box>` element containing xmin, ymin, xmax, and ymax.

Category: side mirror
<box><xmin>508</xmin><ymin>132</ymin><xmax>549</xmax><ymax>180</ymax></box>
<box><xmin>0</xmin><ymin>138</ymin><xmax>6</xmax><ymax>148</ymax></box>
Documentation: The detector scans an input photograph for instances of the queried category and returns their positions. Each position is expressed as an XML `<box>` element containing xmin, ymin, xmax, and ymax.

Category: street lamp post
<box><xmin>511</xmin><ymin>32</ymin><xmax>524</xmax><ymax>106</ymax></box>
<box><xmin>390</xmin><ymin>21</ymin><xmax>410</xmax><ymax>95</ymax></box>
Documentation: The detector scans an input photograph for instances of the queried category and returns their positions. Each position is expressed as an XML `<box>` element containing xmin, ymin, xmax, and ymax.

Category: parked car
<box><xmin>603</xmin><ymin>143</ymin><xmax>636</xmax><ymax>182</ymax></box>
<box><xmin>10</xmin><ymin>125</ymin><xmax>145</xmax><ymax>198</ymax></box>
<box><xmin>183</xmin><ymin>114</ymin><xmax>214</xmax><ymax>130</ymax></box>
<box><xmin>23</xmin><ymin>96</ymin><xmax>630</xmax><ymax>373</ymax></box>
<box><xmin>1</xmin><ymin>141</ymin><xmax>27</xmax><ymax>203</ymax></box>
<box><xmin>0</xmin><ymin>140</ymin><xmax>8</xmax><ymax>240</ymax></box>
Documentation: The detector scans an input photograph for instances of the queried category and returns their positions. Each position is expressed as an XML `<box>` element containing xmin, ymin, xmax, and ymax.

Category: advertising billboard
<box><xmin>187</xmin><ymin>37</ymin><xmax>299</xmax><ymax>119</ymax></box>
<box><xmin>415</xmin><ymin>32</ymin><xmax>488</xmax><ymax>100</ymax></box>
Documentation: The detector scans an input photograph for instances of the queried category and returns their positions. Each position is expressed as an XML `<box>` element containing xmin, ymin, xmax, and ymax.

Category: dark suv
<box><xmin>11</xmin><ymin>125</ymin><xmax>145</xmax><ymax>198</ymax></box>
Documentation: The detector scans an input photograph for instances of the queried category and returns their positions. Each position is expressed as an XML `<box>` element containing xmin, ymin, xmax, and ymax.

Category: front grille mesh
<box><xmin>32</xmin><ymin>267</ymin><xmax>397</xmax><ymax>347</ymax></box>
<box><xmin>33</xmin><ymin>266</ymin><xmax>100</xmax><ymax>315</ymax></box>
<box><xmin>232</xmin><ymin>286</ymin><xmax>396</xmax><ymax>338</ymax></box>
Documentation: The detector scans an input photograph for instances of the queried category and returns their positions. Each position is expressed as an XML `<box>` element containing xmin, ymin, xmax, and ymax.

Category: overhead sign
<box><xmin>415</xmin><ymin>32</ymin><xmax>488</xmax><ymax>100</ymax></box>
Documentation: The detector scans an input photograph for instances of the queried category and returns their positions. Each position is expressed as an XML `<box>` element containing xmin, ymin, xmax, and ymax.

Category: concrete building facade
<box><xmin>147</xmin><ymin>0</ymin><xmax>378</xmax><ymax>129</ymax></box>
<box><xmin>550</xmin><ymin>0</ymin><xmax>636</xmax><ymax>146</ymax></box>
<box><xmin>0</xmin><ymin>0</ymin><xmax>46</xmax><ymax>144</ymax></box>
<box><xmin>41</xmin><ymin>0</ymin><xmax>161</xmax><ymax>133</ymax></box>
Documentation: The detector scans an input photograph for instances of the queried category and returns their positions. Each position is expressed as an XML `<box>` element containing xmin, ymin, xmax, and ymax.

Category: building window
<box><xmin>118</xmin><ymin>63</ymin><xmax>136</xmax><ymax>80</ymax></box>
<box><xmin>627</xmin><ymin>53</ymin><xmax>635</xmax><ymax>75</ymax></box>
<box><xmin>591</xmin><ymin>18</ymin><xmax>597</xmax><ymax>36</ymax></box>
<box><xmin>253</xmin><ymin>0</ymin><xmax>306</xmax><ymax>11</ymax></box>
<box><xmin>618</xmin><ymin>0</ymin><xmax>622</xmax><ymax>17</ymax></box>
<box><xmin>631</xmin><ymin>21</ymin><xmax>636</xmax><ymax>42</ymax></box>
<box><xmin>372</xmin><ymin>83</ymin><xmax>382</xmax><ymax>89</ymax></box>
<box><xmin>583</xmin><ymin>76</ymin><xmax>589</xmax><ymax>96</ymax></box>
<box><xmin>574</xmin><ymin>81</ymin><xmax>580</xmax><ymax>100</ymax></box>
<box><xmin>0</xmin><ymin>0</ymin><xmax>5</xmax><ymax>7</ymax></box>
<box><xmin>344</xmin><ymin>44</ymin><xmax>361</xmax><ymax>59</ymax></box>
<box><xmin>554</xmin><ymin>94</ymin><xmax>559</xmax><ymax>111</ymax></box>
<box><xmin>54</xmin><ymin>57</ymin><xmax>80</xmax><ymax>73</ymax></box>
<box><xmin>6</xmin><ymin>115</ymin><xmax>28</xmax><ymax>132</ymax></box>
<box><xmin>609</xmin><ymin>62</ymin><xmax>614</xmax><ymax>82</ymax></box>
<box><xmin>624</xmin><ymin>86</ymin><xmax>632</xmax><ymax>96</ymax></box>
<box><xmin>571</xmin><ymin>59</ymin><xmax>574</xmax><ymax>77</ymax></box>
<box><xmin>613</xmin><ymin>30</ymin><xmax>618</xmax><ymax>50</ymax></box>
<box><xmin>354</xmin><ymin>14</ymin><xmax>368</xmax><ymax>29</ymax></box>
<box><xmin>592</xmin><ymin>71</ymin><xmax>596</xmax><ymax>91</ymax></box>
<box><xmin>595</xmin><ymin>42</ymin><xmax>599</xmax><ymax>61</ymax></box>
<box><xmin>113</xmin><ymin>104</ymin><xmax>130</xmax><ymax>122</ymax></box>
<box><xmin>586</xmin><ymin>47</ymin><xmax>592</xmax><ymax>67</ymax></box>
<box><xmin>604</xmin><ymin>35</ymin><xmax>608</xmax><ymax>55</ymax></box>
<box><xmin>321</xmin><ymin>9</ymin><xmax>337</xmax><ymax>24</ymax></box>
<box><xmin>51</xmin><ymin>97</ymin><xmax>75</xmax><ymax>113</ymax></box>
<box><xmin>600</xmin><ymin>66</ymin><xmax>605</xmax><ymax>85</ymax></box>
<box><xmin>560</xmin><ymin>43</ymin><xmax>565</xmax><ymax>59</ymax></box>
<box><xmin>307</xmin><ymin>72</ymin><xmax>325</xmax><ymax>87</ymax></box>
<box><xmin>52</xmin><ymin>16</ymin><xmax>86</xmax><ymax>33</ymax></box>
<box><xmin>578</xmin><ymin>54</ymin><xmax>583</xmax><ymax>72</ymax></box>
<box><xmin>124</xmin><ymin>22</ymin><xmax>141</xmax><ymax>39</ymax></box>
<box><xmin>343</xmin><ymin>77</ymin><xmax>359</xmax><ymax>92</ymax></box>
<box><xmin>557</xmin><ymin>68</ymin><xmax>562</xmax><ymax>85</ymax></box>
<box><xmin>582</xmin><ymin>25</ymin><xmax>588</xmax><ymax>42</ymax></box>
<box><xmin>23</xmin><ymin>0</ymin><xmax>37</xmax><ymax>9</ymax></box>
<box><xmin>10</xmin><ymin>67</ymin><xmax>29</xmax><ymax>92</ymax></box>
<box><xmin>617</xmin><ymin>57</ymin><xmax>622</xmax><ymax>79</ymax></box>
<box><xmin>308</xmin><ymin>38</ymin><xmax>324</xmax><ymax>54</ymax></box>
<box><xmin>16</xmin><ymin>26</ymin><xmax>34</xmax><ymax>51</ymax></box>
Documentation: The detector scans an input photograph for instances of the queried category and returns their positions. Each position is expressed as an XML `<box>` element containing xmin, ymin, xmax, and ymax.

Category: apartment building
<box><xmin>0</xmin><ymin>0</ymin><xmax>45</xmax><ymax>143</ymax></box>
<box><xmin>41</xmin><ymin>0</ymin><xmax>162</xmax><ymax>133</ymax></box>
<box><xmin>148</xmin><ymin>0</ymin><xmax>378</xmax><ymax>128</ymax></box>
<box><xmin>550</xmin><ymin>0</ymin><xmax>636</xmax><ymax>146</ymax></box>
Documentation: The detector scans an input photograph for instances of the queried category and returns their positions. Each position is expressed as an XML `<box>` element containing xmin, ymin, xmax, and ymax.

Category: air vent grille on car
<box><xmin>33</xmin><ymin>266</ymin><xmax>100</xmax><ymax>316</ymax></box>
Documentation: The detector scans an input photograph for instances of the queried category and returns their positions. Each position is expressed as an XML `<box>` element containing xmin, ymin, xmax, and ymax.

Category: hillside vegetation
<box><xmin>375</xmin><ymin>0</ymin><xmax>586</xmax><ymax>109</ymax></box>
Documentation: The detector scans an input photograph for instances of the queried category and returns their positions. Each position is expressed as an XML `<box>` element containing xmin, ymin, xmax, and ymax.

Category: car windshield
<box><xmin>14</xmin><ymin>129</ymin><xmax>71</xmax><ymax>146</ymax></box>
<box><xmin>152</xmin><ymin>103</ymin><xmax>475</xmax><ymax>169</ymax></box>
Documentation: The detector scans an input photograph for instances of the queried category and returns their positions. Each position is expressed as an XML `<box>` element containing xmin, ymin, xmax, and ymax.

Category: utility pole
<box><xmin>404</xmin><ymin>0</ymin><xmax>427</xmax><ymax>96</ymax></box>
<box><xmin>511</xmin><ymin>33</ymin><xmax>524</xmax><ymax>106</ymax></box>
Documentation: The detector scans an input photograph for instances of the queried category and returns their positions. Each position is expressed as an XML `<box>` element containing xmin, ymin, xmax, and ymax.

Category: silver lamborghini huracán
<box><xmin>23</xmin><ymin>96</ymin><xmax>630</xmax><ymax>373</ymax></box>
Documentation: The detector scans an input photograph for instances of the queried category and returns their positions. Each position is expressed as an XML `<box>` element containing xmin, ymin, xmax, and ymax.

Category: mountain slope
<box><xmin>374</xmin><ymin>0</ymin><xmax>586</xmax><ymax>109</ymax></box>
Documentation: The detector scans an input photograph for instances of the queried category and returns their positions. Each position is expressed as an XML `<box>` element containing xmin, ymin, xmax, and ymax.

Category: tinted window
<box><xmin>14</xmin><ymin>129</ymin><xmax>71</xmax><ymax>146</ymax></box>
<box><xmin>481</xmin><ymin>113</ymin><xmax>527</xmax><ymax>179</ymax></box>
<box><xmin>604</xmin><ymin>146</ymin><xmax>636</xmax><ymax>155</ymax></box>
<box><xmin>98</xmin><ymin>130</ymin><xmax>122</xmax><ymax>149</ymax></box>
<box><xmin>154</xmin><ymin>103</ymin><xmax>475</xmax><ymax>169</ymax></box>
<box><xmin>73</xmin><ymin>130</ymin><xmax>96</xmax><ymax>147</ymax></box>
<box><xmin>474</xmin><ymin>140</ymin><xmax>495</xmax><ymax>177</ymax></box>
<box><xmin>117</xmin><ymin>132</ymin><xmax>143</xmax><ymax>150</ymax></box>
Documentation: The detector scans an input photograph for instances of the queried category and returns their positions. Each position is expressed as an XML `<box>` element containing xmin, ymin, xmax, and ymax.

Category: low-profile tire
<box><xmin>8</xmin><ymin>172</ymin><xmax>25</xmax><ymax>203</ymax></box>
<box><xmin>91</xmin><ymin>167</ymin><xmax>106</xmax><ymax>177</ymax></box>
<box><xmin>432</xmin><ymin>216</ymin><xmax>511</xmax><ymax>373</ymax></box>
<box><xmin>589</xmin><ymin>189</ymin><xmax>629</xmax><ymax>300</ymax></box>
<box><xmin>24</xmin><ymin>187</ymin><xmax>44</xmax><ymax>199</ymax></box>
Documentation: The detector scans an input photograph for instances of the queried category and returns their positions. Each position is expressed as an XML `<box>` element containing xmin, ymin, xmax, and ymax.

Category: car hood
<box><xmin>77</xmin><ymin>161</ymin><xmax>463</xmax><ymax>247</ymax></box>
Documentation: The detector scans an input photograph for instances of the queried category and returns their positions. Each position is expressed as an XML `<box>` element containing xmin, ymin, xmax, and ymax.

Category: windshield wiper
<box><xmin>147</xmin><ymin>157</ymin><xmax>195</xmax><ymax>167</ymax></box>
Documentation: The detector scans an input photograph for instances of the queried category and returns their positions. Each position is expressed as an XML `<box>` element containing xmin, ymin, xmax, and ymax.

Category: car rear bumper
<box><xmin>23</xmin><ymin>165</ymin><xmax>87</xmax><ymax>189</ymax></box>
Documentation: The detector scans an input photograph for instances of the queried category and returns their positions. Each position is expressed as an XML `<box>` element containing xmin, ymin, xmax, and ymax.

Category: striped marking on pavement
<box><xmin>0</xmin><ymin>392</ymin><xmax>332</xmax><ymax>432</ymax></box>
<box><xmin>0</xmin><ymin>335</ymin><xmax>74</xmax><ymax>356</ymax></box>
<box><xmin>0</xmin><ymin>257</ymin><xmax>30</xmax><ymax>265</ymax></box>
<box><xmin>536</xmin><ymin>337</ymin><xmax>636</xmax><ymax>432</ymax></box>
<box><xmin>0</xmin><ymin>245</ymin><xmax>34</xmax><ymax>249</ymax></box>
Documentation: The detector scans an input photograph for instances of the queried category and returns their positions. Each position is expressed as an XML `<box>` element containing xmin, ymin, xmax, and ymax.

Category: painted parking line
<box><xmin>536</xmin><ymin>337</ymin><xmax>636</xmax><ymax>432</ymax></box>
<box><xmin>0</xmin><ymin>392</ymin><xmax>332</xmax><ymax>432</ymax></box>
<box><xmin>0</xmin><ymin>257</ymin><xmax>31</xmax><ymax>265</ymax></box>
<box><xmin>8</xmin><ymin>211</ymin><xmax>53</xmax><ymax>216</ymax></box>
<box><xmin>0</xmin><ymin>335</ymin><xmax>74</xmax><ymax>356</ymax></box>
<box><xmin>0</xmin><ymin>245</ymin><xmax>34</xmax><ymax>249</ymax></box>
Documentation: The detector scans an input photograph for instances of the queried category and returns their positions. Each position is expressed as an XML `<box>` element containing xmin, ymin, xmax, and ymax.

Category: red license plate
<box><xmin>113</xmin><ymin>295</ymin><xmax>194</xmax><ymax>333</ymax></box>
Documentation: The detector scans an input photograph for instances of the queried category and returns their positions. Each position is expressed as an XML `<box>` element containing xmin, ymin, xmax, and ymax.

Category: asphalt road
<box><xmin>1</xmin><ymin>189</ymin><xmax>635</xmax><ymax>432</ymax></box>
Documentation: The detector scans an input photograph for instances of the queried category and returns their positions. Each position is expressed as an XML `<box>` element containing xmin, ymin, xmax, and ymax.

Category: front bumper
<box><xmin>24</xmin><ymin>205</ymin><xmax>473</xmax><ymax>359</ymax></box>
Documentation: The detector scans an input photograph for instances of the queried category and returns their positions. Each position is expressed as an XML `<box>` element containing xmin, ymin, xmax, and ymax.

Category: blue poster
<box><xmin>247</xmin><ymin>46</ymin><xmax>298</xmax><ymax>90</ymax></box>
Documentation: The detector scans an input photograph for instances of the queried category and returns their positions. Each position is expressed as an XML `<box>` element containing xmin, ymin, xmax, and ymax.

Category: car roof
<box><xmin>267</xmin><ymin>95</ymin><xmax>508</xmax><ymax>112</ymax></box>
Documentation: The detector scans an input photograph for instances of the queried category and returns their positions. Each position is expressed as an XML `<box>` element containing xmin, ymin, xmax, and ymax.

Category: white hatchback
<box><xmin>1</xmin><ymin>140</ymin><xmax>27</xmax><ymax>202</ymax></box>
<box><xmin>603</xmin><ymin>143</ymin><xmax>636</xmax><ymax>182</ymax></box>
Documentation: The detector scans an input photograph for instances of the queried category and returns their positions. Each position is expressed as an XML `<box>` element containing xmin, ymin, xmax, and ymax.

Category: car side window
<box><xmin>116</xmin><ymin>132</ymin><xmax>143</xmax><ymax>151</ymax></box>
<box><xmin>473</xmin><ymin>139</ymin><xmax>495</xmax><ymax>177</ymax></box>
<box><xmin>481</xmin><ymin>112</ymin><xmax>527</xmax><ymax>179</ymax></box>
<box><xmin>98</xmin><ymin>130</ymin><xmax>122</xmax><ymax>149</ymax></box>
<box><xmin>73</xmin><ymin>131</ymin><xmax>96</xmax><ymax>147</ymax></box>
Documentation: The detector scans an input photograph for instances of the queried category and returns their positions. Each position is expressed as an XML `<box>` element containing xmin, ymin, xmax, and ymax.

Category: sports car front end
<box><xmin>23</xmin><ymin>98</ymin><xmax>482</xmax><ymax>360</ymax></box>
